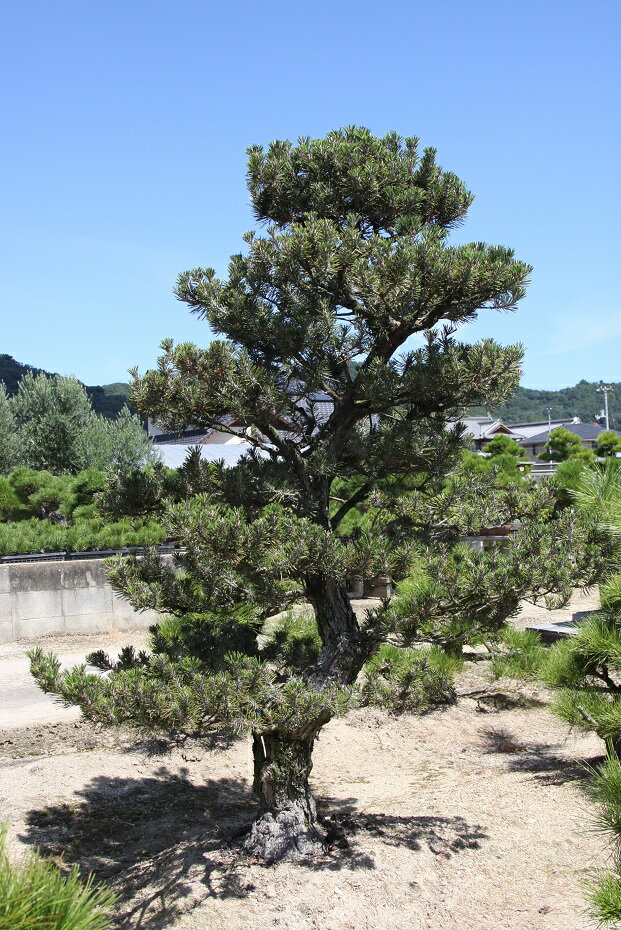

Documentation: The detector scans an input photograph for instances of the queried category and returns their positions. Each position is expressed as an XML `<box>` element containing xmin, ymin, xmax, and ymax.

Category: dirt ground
<box><xmin>0</xmin><ymin>590</ymin><xmax>609</xmax><ymax>930</ymax></box>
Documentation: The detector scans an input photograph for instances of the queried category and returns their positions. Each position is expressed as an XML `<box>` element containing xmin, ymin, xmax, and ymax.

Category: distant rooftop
<box><xmin>521</xmin><ymin>422</ymin><xmax>611</xmax><ymax>445</ymax></box>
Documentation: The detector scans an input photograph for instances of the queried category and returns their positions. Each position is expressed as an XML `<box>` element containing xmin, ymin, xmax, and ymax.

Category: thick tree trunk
<box><xmin>244</xmin><ymin>574</ymin><xmax>373</xmax><ymax>861</ymax></box>
<box><xmin>244</xmin><ymin>730</ymin><xmax>325</xmax><ymax>861</ymax></box>
<box><xmin>306</xmin><ymin>575</ymin><xmax>369</xmax><ymax>684</ymax></box>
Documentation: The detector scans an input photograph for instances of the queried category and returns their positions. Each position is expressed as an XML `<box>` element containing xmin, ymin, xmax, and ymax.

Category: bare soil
<box><xmin>0</xmin><ymin>591</ymin><xmax>608</xmax><ymax>930</ymax></box>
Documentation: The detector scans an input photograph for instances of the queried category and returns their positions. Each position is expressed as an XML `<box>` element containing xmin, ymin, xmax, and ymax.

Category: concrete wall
<box><xmin>0</xmin><ymin>558</ymin><xmax>161</xmax><ymax>644</ymax></box>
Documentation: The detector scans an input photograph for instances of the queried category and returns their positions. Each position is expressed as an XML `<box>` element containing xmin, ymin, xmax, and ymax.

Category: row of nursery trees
<box><xmin>27</xmin><ymin>128</ymin><xmax>621</xmax><ymax>905</ymax></box>
<box><xmin>0</xmin><ymin>467</ymin><xmax>165</xmax><ymax>555</ymax></box>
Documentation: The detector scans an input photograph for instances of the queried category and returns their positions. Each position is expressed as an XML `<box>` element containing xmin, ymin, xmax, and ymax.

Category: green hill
<box><xmin>0</xmin><ymin>354</ymin><xmax>131</xmax><ymax>419</ymax></box>
<box><xmin>471</xmin><ymin>379</ymin><xmax>621</xmax><ymax>427</ymax></box>
<box><xmin>1</xmin><ymin>353</ymin><xmax>618</xmax><ymax>427</ymax></box>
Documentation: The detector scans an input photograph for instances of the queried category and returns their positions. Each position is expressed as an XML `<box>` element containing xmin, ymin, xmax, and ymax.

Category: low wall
<box><xmin>0</xmin><ymin>558</ymin><xmax>161</xmax><ymax>644</ymax></box>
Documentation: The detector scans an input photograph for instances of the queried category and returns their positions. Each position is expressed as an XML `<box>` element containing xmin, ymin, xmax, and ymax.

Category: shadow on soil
<box><xmin>320</xmin><ymin>799</ymin><xmax>488</xmax><ymax>859</ymax></box>
<box><xmin>20</xmin><ymin>771</ymin><xmax>488</xmax><ymax>929</ymax></box>
<box><xmin>479</xmin><ymin>727</ymin><xmax>602</xmax><ymax>786</ymax></box>
<box><xmin>20</xmin><ymin>769</ymin><xmax>257</xmax><ymax>929</ymax></box>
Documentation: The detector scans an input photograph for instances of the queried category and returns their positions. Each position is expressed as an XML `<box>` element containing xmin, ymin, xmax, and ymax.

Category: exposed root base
<box><xmin>244</xmin><ymin>809</ymin><xmax>326</xmax><ymax>862</ymax></box>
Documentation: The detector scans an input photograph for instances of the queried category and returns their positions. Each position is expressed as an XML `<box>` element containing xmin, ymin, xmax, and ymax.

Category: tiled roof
<box><xmin>153</xmin><ymin>429</ymin><xmax>215</xmax><ymax>445</ymax></box>
<box><xmin>457</xmin><ymin>417</ymin><xmax>524</xmax><ymax>441</ymax></box>
<box><xmin>521</xmin><ymin>423</ymin><xmax>611</xmax><ymax>445</ymax></box>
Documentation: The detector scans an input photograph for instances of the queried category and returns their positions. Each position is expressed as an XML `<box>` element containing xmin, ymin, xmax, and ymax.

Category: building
<box><xmin>456</xmin><ymin>416</ymin><xmax>526</xmax><ymax>452</ymax></box>
<box><xmin>514</xmin><ymin>421</ymin><xmax>612</xmax><ymax>461</ymax></box>
<box><xmin>147</xmin><ymin>417</ymin><xmax>257</xmax><ymax>467</ymax></box>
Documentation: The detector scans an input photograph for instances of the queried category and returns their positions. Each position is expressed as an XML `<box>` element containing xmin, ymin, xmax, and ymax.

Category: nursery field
<box><xmin>0</xmin><ymin>592</ymin><xmax>605</xmax><ymax>930</ymax></box>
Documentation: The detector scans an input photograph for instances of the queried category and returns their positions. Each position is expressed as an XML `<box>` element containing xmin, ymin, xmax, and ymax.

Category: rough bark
<box><xmin>244</xmin><ymin>731</ymin><xmax>325</xmax><ymax>861</ymax></box>
<box><xmin>306</xmin><ymin>575</ymin><xmax>369</xmax><ymax>684</ymax></box>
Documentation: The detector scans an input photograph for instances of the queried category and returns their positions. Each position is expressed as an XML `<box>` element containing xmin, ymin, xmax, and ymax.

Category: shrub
<box><xmin>584</xmin><ymin>754</ymin><xmax>621</xmax><ymax>923</ymax></box>
<box><xmin>0</xmin><ymin>824</ymin><xmax>115</xmax><ymax>930</ymax></box>
<box><xmin>490</xmin><ymin>627</ymin><xmax>547</xmax><ymax>680</ymax></box>
<box><xmin>0</xmin><ymin>478</ymin><xmax>19</xmax><ymax>521</ymax></box>
<box><xmin>358</xmin><ymin>644</ymin><xmax>460</xmax><ymax>713</ymax></box>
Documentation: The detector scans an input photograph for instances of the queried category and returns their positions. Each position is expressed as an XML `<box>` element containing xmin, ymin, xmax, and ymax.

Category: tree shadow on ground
<box><xmin>20</xmin><ymin>769</ymin><xmax>257</xmax><ymax>930</ymax></box>
<box><xmin>479</xmin><ymin>727</ymin><xmax>601</xmax><ymax>786</ymax></box>
<box><xmin>20</xmin><ymin>772</ymin><xmax>488</xmax><ymax>928</ymax></box>
<box><xmin>320</xmin><ymin>796</ymin><xmax>488</xmax><ymax>861</ymax></box>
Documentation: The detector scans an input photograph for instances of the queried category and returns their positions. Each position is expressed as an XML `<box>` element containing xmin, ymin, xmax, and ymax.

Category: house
<box><xmin>147</xmin><ymin>404</ymin><xmax>314</xmax><ymax>468</ymax></box>
<box><xmin>508</xmin><ymin>417</ymin><xmax>580</xmax><ymax>440</ymax></box>
<box><xmin>147</xmin><ymin>417</ymin><xmax>257</xmax><ymax>467</ymax></box>
<box><xmin>456</xmin><ymin>416</ymin><xmax>526</xmax><ymax>452</ymax></box>
<box><xmin>514</xmin><ymin>420</ymin><xmax>613</xmax><ymax>461</ymax></box>
<box><xmin>150</xmin><ymin>403</ymin><xmax>611</xmax><ymax>470</ymax></box>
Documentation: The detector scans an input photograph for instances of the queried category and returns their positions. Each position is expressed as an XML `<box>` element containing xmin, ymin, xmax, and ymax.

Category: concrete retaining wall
<box><xmin>0</xmin><ymin>558</ymin><xmax>161</xmax><ymax>644</ymax></box>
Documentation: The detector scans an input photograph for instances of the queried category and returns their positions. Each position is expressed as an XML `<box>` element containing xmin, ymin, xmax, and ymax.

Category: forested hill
<box><xmin>2</xmin><ymin>353</ymin><xmax>618</xmax><ymax>427</ymax></box>
<box><xmin>471</xmin><ymin>380</ymin><xmax>621</xmax><ymax>427</ymax></box>
<box><xmin>0</xmin><ymin>354</ymin><xmax>131</xmax><ymax>418</ymax></box>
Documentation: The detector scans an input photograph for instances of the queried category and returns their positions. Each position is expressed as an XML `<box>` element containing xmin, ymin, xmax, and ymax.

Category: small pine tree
<box><xmin>483</xmin><ymin>434</ymin><xmax>523</xmax><ymax>458</ymax></box>
<box><xmin>542</xmin><ymin>572</ymin><xmax>621</xmax><ymax>755</ymax></box>
<box><xmin>541</xmin><ymin>463</ymin><xmax>621</xmax><ymax>753</ymax></box>
<box><xmin>539</xmin><ymin>426</ymin><xmax>595</xmax><ymax>464</ymax></box>
<box><xmin>595</xmin><ymin>430</ymin><xmax>621</xmax><ymax>459</ymax></box>
<box><xmin>585</xmin><ymin>755</ymin><xmax>621</xmax><ymax>924</ymax></box>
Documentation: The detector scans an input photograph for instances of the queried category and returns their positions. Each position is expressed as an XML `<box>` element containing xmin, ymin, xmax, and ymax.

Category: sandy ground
<box><xmin>0</xmin><ymin>590</ymin><xmax>608</xmax><ymax>930</ymax></box>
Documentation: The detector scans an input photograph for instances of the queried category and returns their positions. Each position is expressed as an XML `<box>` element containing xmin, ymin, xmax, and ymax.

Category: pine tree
<box><xmin>0</xmin><ymin>384</ymin><xmax>18</xmax><ymax>475</ymax></box>
<box><xmin>538</xmin><ymin>462</ymin><xmax>621</xmax><ymax>924</ymax></box>
<box><xmin>30</xmin><ymin>127</ymin><xmax>604</xmax><ymax>861</ymax></box>
<box><xmin>539</xmin><ymin>426</ymin><xmax>595</xmax><ymax>464</ymax></box>
<box><xmin>595</xmin><ymin>430</ymin><xmax>621</xmax><ymax>459</ymax></box>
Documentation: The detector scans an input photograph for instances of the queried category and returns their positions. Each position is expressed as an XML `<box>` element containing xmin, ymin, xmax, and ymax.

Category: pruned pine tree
<box><xmin>537</xmin><ymin>463</ymin><xmax>621</xmax><ymax>925</ymax></box>
<box><xmin>541</xmin><ymin>463</ymin><xmax>621</xmax><ymax>753</ymax></box>
<box><xmin>539</xmin><ymin>426</ymin><xmax>596</xmax><ymax>464</ymax></box>
<box><xmin>31</xmin><ymin>127</ymin><xmax>556</xmax><ymax>860</ymax></box>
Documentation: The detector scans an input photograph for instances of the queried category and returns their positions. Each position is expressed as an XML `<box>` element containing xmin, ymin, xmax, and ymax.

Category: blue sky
<box><xmin>1</xmin><ymin>0</ymin><xmax>619</xmax><ymax>389</ymax></box>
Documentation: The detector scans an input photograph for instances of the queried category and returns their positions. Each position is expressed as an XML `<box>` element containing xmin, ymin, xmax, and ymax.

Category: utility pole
<box><xmin>597</xmin><ymin>384</ymin><xmax>613</xmax><ymax>430</ymax></box>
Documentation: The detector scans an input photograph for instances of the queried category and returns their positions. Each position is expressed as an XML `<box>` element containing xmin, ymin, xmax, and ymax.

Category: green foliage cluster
<box><xmin>490</xmin><ymin>627</ymin><xmax>546</xmax><ymax>680</ymax></box>
<box><xmin>539</xmin><ymin>427</ymin><xmax>596</xmax><ymax>464</ymax></box>
<box><xmin>0</xmin><ymin>515</ymin><xmax>165</xmax><ymax>556</ymax></box>
<box><xmin>0</xmin><ymin>371</ymin><xmax>152</xmax><ymax>476</ymax></box>
<box><xmin>459</xmin><ymin>449</ymin><xmax>529</xmax><ymax>487</ymax></box>
<box><xmin>482</xmin><ymin>434</ymin><xmax>524</xmax><ymax>458</ymax></box>
<box><xmin>584</xmin><ymin>756</ymin><xmax>621</xmax><ymax>923</ymax></box>
<box><xmin>534</xmin><ymin>463</ymin><xmax>621</xmax><ymax>923</ymax></box>
<box><xmin>0</xmin><ymin>824</ymin><xmax>115</xmax><ymax>930</ymax></box>
<box><xmin>359</xmin><ymin>644</ymin><xmax>460</xmax><ymax>712</ymax></box>
<box><xmin>549</xmin><ymin>457</ymin><xmax>589</xmax><ymax>509</ymax></box>
<box><xmin>261</xmin><ymin>609</ymin><xmax>322</xmax><ymax>674</ymax></box>
<box><xmin>0</xmin><ymin>353</ymin><xmax>131</xmax><ymax>416</ymax></box>
<box><xmin>29</xmin><ymin>646</ymin><xmax>351</xmax><ymax>739</ymax></box>
<box><xmin>0</xmin><ymin>467</ymin><xmax>105</xmax><ymax>522</ymax></box>
<box><xmin>595</xmin><ymin>431</ymin><xmax>621</xmax><ymax>458</ymax></box>
<box><xmin>0</xmin><ymin>467</ymin><xmax>165</xmax><ymax>555</ymax></box>
<box><xmin>98</xmin><ymin>449</ymin><xmax>219</xmax><ymax>518</ymax></box>
<box><xmin>572</xmin><ymin>460</ymin><xmax>621</xmax><ymax>532</ymax></box>
<box><xmin>540</xmin><ymin>579</ymin><xmax>621</xmax><ymax>748</ymax></box>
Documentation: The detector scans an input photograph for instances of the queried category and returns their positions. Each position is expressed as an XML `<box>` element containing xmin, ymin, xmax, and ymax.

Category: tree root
<box><xmin>243</xmin><ymin>807</ymin><xmax>326</xmax><ymax>862</ymax></box>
